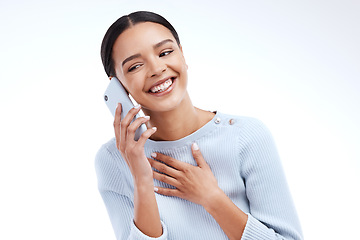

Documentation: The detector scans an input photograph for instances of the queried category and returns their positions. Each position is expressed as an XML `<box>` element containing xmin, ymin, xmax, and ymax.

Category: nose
<box><xmin>148</xmin><ymin>57</ymin><xmax>167</xmax><ymax>78</ymax></box>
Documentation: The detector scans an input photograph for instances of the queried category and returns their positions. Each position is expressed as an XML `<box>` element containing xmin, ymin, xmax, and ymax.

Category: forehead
<box><xmin>112</xmin><ymin>22</ymin><xmax>175</xmax><ymax>61</ymax></box>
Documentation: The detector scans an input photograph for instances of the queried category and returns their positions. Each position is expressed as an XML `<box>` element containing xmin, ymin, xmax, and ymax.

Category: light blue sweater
<box><xmin>95</xmin><ymin>112</ymin><xmax>303</xmax><ymax>239</ymax></box>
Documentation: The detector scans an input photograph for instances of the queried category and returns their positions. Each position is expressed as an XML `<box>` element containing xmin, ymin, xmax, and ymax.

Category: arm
<box><xmin>115</xmin><ymin>104</ymin><xmax>162</xmax><ymax>238</ymax></box>
<box><xmin>95</xmin><ymin>142</ymin><xmax>168</xmax><ymax>240</ymax></box>
<box><xmin>95</xmin><ymin>104</ymin><xmax>167</xmax><ymax>239</ymax></box>
<box><xmin>202</xmin><ymin>188</ymin><xmax>248</xmax><ymax>240</ymax></box>
<box><xmin>196</xmin><ymin>118</ymin><xmax>303</xmax><ymax>240</ymax></box>
<box><xmin>238</xmin><ymin>119</ymin><xmax>303</xmax><ymax>239</ymax></box>
<box><xmin>133</xmin><ymin>179</ymin><xmax>161</xmax><ymax>238</ymax></box>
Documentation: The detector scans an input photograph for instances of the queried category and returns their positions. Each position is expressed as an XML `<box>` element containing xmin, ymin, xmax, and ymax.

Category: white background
<box><xmin>0</xmin><ymin>0</ymin><xmax>359</xmax><ymax>239</ymax></box>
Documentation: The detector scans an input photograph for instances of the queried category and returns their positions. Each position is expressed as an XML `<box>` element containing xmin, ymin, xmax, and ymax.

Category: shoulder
<box><xmin>96</xmin><ymin>137</ymin><xmax>117</xmax><ymax>155</ymax></box>
<box><xmin>94</xmin><ymin>137</ymin><xmax>118</xmax><ymax>177</ymax></box>
<box><xmin>95</xmin><ymin>137</ymin><xmax>118</xmax><ymax>168</ymax></box>
<box><xmin>215</xmin><ymin>112</ymin><xmax>276</xmax><ymax>151</ymax></box>
<box><xmin>216</xmin><ymin>112</ymin><xmax>270</xmax><ymax>135</ymax></box>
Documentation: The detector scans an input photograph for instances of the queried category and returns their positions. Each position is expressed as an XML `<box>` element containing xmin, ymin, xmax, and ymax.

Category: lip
<box><xmin>148</xmin><ymin>77</ymin><xmax>176</xmax><ymax>97</ymax></box>
<box><xmin>148</xmin><ymin>76</ymin><xmax>175</xmax><ymax>91</ymax></box>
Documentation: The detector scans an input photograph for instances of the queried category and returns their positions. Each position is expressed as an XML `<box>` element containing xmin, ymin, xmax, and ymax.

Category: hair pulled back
<box><xmin>100</xmin><ymin>11</ymin><xmax>181</xmax><ymax>78</ymax></box>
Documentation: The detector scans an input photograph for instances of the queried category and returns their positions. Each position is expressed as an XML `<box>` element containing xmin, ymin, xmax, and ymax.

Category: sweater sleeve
<box><xmin>239</xmin><ymin>119</ymin><xmax>303</xmax><ymax>240</ymax></box>
<box><xmin>95</xmin><ymin>143</ymin><xmax>168</xmax><ymax>240</ymax></box>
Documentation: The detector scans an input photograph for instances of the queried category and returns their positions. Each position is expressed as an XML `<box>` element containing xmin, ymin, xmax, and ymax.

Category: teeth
<box><xmin>150</xmin><ymin>79</ymin><xmax>173</xmax><ymax>93</ymax></box>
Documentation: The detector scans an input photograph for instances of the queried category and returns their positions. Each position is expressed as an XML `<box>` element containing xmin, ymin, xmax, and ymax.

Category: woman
<box><xmin>96</xmin><ymin>11</ymin><xmax>303</xmax><ymax>240</ymax></box>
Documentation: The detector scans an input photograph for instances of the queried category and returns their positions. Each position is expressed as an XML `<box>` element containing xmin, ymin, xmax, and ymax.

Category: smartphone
<box><xmin>104</xmin><ymin>76</ymin><xmax>146</xmax><ymax>140</ymax></box>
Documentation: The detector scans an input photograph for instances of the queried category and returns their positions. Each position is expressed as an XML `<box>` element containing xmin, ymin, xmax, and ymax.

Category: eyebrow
<box><xmin>153</xmin><ymin>39</ymin><xmax>174</xmax><ymax>49</ymax></box>
<box><xmin>122</xmin><ymin>53</ymin><xmax>141</xmax><ymax>67</ymax></box>
<box><xmin>121</xmin><ymin>39</ymin><xmax>174</xmax><ymax>67</ymax></box>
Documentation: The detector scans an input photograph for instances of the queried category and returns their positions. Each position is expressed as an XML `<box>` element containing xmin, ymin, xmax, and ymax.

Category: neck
<box><xmin>142</xmin><ymin>93</ymin><xmax>214</xmax><ymax>141</ymax></box>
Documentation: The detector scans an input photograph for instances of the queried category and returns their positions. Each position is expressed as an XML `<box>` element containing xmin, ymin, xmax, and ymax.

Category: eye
<box><xmin>159</xmin><ymin>50</ymin><xmax>174</xmax><ymax>57</ymax></box>
<box><xmin>128</xmin><ymin>64</ymin><xmax>142</xmax><ymax>72</ymax></box>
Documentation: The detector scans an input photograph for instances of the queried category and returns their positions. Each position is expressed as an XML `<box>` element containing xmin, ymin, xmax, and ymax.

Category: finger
<box><xmin>152</xmin><ymin>171</ymin><xmax>181</xmax><ymax>188</ymax></box>
<box><xmin>121</xmin><ymin>104</ymin><xmax>142</xmax><ymax>126</ymax></box>
<box><xmin>136</xmin><ymin>127</ymin><xmax>157</xmax><ymax>147</ymax></box>
<box><xmin>191</xmin><ymin>142</ymin><xmax>208</xmax><ymax>168</ymax></box>
<box><xmin>148</xmin><ymin>157</ymin><xmax>180</xmax><ymax>178</ymax></box>
<box><xmin>150</xmin><ymin>152</ymin><xmax>185</xmax><ymax>170</ymax></box>
<box><xmin>120</xmin><ymin>104</ymin><xmax>141</xmax><ymax>144</ymax></box>
<box><xmin>154</xmin><ymin>186</ymin><xmax>181</xmax><ymax>198</ymax></box>
<box><xmin>126</xmin><ymin>115</ymin><xmax>150</xmax><ymax>141</ymax></box>
<box><xmin>113</xmin><ymin>103</ymin><xmax>122</xmax><ymax>148</ymax></box>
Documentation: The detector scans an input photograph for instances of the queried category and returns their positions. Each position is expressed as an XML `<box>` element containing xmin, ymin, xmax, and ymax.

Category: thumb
<box><xmin>191</xmin><ymin>143</ymin><xmax>208</xmax><ymax>168</ymax></box>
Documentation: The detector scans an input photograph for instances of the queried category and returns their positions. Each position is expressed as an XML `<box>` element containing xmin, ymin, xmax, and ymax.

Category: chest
<box><xmin>145</xmin><ymin>138</ymin><xmax>249</xmax><ymax>211</ymax></box>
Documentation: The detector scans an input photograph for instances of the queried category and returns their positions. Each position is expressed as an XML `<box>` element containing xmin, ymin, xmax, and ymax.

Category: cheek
<box><xmin>179</xmin><ymin>57</ymin><xmax>188</xmax><ymax>72</ymax></box>
<box><xmin>125</xmin><ymin>75</ymin><xmax>147</xmax><ymax>96</ymax></box>
<box><xmin>116</xmin><ymin>75</ymin><xmax>136</xmax><ymax>95</ymax></box>
<box><xmin>169</xmin><ymin>56</ymin><xmax>188</xmax><ymax>75</ymax></box>
<box><xmin>117</xmin><ymin>78</ymin><xmax>130</xmax><ymax>93</ymax></box>
<box><xmin>180</xmin><ymin>61</ymin><xmax>188</xmax><ymax>80</ymax></box>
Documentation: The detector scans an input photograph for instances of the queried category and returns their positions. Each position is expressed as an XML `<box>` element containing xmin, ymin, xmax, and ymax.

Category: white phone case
<box><xmin>104</xmin><ymin>77</ymin><xmax>146</xmax><ymax>140</ymax></box>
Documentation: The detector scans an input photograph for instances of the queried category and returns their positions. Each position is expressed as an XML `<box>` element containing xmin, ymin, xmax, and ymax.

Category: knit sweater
<box><xmin>95</xmin><ymin>112</ymin><xmax>303</xmax><ymax>240</ymax></box>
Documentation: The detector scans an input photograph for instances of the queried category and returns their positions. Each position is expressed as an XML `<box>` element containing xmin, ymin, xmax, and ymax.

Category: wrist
<box><xmin>202</xmin><ymin>187</ymin><xmax>227</xmax><ymax>212</ymax></box>
<box><xmin>134</xmin><ymin>178</ymin><xmax>154</xmax><ymax>192</ymax></box>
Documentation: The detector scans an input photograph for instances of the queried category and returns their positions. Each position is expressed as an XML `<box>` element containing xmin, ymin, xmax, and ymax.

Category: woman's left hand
<box><xmin>148</xmin><ymin>143</ymin><xmax>222</xmax><ymax>207</ymax></box>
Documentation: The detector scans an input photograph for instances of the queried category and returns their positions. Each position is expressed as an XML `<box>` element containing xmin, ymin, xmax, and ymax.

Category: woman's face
<box><xmin>112</xmin><ymin>22</ymin><xmax>188</xmax><ymax>113</ymax></box>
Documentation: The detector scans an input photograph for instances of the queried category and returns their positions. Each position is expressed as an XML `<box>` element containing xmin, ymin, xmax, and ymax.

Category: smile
<box><xmin>149</xmin><ymin>78</ymin><xmax>174</xmax><ymax>93</ymax></box>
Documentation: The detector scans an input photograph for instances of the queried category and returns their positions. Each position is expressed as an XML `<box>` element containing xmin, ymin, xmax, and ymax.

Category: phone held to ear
<box><xmin>104</xmin><ymin>76</ymin><xmax>147</xmax><ymax>140</ymax></box>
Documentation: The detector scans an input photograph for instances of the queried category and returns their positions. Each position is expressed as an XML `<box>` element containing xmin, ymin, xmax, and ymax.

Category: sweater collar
<box><xmin>145</xmin><ymin>111</ymin><xmax>220</xmax><ymax>149</ymax></box>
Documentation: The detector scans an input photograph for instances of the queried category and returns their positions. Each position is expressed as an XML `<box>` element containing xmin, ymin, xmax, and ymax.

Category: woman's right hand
<box><xmin>114</xmin><ymin>103</ymin><xmax>157</xmax><ymax>183</ymax></box>
<box><xmin>114</xmin><ymin>103</ymin><xmax>163</xmax><ymax>238</ymax></box>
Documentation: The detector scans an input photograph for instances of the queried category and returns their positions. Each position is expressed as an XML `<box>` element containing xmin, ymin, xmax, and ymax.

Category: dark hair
<box><xmin>100</xmin><ymin>11</ymin><xmax>181</xmax><ymax>78</ymax></box>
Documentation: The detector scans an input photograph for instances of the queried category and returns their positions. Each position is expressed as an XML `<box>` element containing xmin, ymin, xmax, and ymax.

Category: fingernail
<box><xmin>134</xmin><ymin>104</ymin><xmax>141</xmax><ymax>109</ymax></box>
<box><xmin>117</xmin><ymin>103</ymin><xmax>121</xmax><ymax>108</ymax></box>
<box><xmin>151</xmin><ymin>152</ymin><xmax>157</xmax><ymax>158</ymax></box>
<box><xmin>152</xmin><ymin>127</ymin><xmax>157</xmax><ymax>131</ymax></box>
<box><xmin>192</xmin><ymin>142</ymin><xmax>199</xmax><ymax>150</ymax></box>
<box><xmin>154</xmin><ymin>187</ymin><xmax>159</xmax><ymax>192</ymax></box>
<box><xmin>144</xmin><ymin>116</ymin><xmax>150</xmax><ymax>120</ymax></box>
